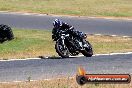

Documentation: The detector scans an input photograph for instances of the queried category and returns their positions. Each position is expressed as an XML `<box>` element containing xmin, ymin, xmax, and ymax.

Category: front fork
<box><xmin>78</xmin><ymin>39</ymin><xmax>89</xmax><ymax>50</ymax></box>
<box><xmin>82</xmin><ymin>39</ymin><xmax>88</xmax><ymax>47</ymax></box>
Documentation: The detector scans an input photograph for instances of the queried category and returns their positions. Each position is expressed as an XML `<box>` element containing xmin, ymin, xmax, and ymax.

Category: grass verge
<box><xmin>0</xmin><ymin>0</ymin><xmax>132</xmax><ymax>17</ymax></box>
<box><xmin>0</xmin><ymin>76</ymin><xmax>131</xmax><ymax>88</ymax></box>
<box><xmin>0</xmin><ymin>29</ymin><xmax>55</xmax><ymax>59</ymax></box>
<box><xmin>0</xmin><ymin>29</ymin><xmax>132</xmax><ymax>60</ymax></box>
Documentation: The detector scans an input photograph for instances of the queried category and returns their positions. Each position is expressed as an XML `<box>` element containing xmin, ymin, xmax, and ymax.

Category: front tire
<box><xmin>81</xmin><ymin>41</ymin><xmax>93</xmax><ymax>57</ymax></box>
<box><xmin>55</xmin><ymin>40</ymin><xmax>70</xmax><ymax>58</ymax></box>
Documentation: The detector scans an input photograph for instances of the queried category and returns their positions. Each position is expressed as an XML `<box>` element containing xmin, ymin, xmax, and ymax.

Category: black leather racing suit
<box><xmin>52</xmin><ymin>22</ymin><xmax>81</xmax><ymax>41</ymax></box>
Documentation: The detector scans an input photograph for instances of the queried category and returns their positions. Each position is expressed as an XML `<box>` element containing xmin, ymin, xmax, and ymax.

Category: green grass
<box><xmin>0</xmin><ymin>29</ymin><xmax>55</xmax><ymax>59</ymax></box>
<box><xmin>0</xmin><ymin>29</ymin><xmax>132</xmax><ymax>59</ymax></box>
<box><xmin>88</xmin><ymin>35</ymin><xmax>132</xmax><ymax>54</ymax></box>
<box><xmin>0</xmin><ymin>0</ymin><xmax>132</xmax><ymax>17</ymax></box>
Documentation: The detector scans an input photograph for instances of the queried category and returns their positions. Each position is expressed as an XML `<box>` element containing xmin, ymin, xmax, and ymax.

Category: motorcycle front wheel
<box><xmin>81</xmin><ymin>41</ymin><xmax>93</xmax><ymax>57</ymax></box>
<box><xmin>55</xmin><ymin>40</ymin><xmax>70</xmax><ymax>58</ymax></box>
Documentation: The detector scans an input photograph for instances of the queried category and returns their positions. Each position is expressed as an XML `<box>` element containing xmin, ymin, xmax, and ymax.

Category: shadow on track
<box><xmin>38</xmin><ymin>55</ymin><xmax>84</xmax><ymax>59</ymax></box>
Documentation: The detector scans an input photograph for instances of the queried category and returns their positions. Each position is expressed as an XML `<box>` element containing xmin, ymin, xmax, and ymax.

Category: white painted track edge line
<box><xmin>0</xmin><ymin>77</ymin><xmax>74</xmax><ymax>83</ymax></box>
<box><xmin>0</xmin><ymin>52</ymin><xmax>132</xmax><ymax>62</ymax></box>
<box><xmin>0</xmin><ymin>11</ymin><xmax>132</xmax><ymax>21</ymax></box>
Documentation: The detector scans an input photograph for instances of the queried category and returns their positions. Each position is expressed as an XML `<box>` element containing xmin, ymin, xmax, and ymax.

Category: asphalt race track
<box><xmin>0</xmin><ymin>54</ymin><xmax>132</xmax><ymax>82</ymax></box>
<box><xmin>0</xmin><ymin>12</ymin><xmax>132</xmax><ymax>36</ymax></box>
<box><xmin>0</xmin><ymin>12</ymin><xmax>132</xmax><ymax>82</ymax></box>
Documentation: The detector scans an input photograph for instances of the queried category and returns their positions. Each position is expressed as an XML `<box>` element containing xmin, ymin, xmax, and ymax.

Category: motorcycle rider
<box><xmin>52</xmin><ymin>19</ymin><xmax>87</xmax><ymax>49</ymax></box>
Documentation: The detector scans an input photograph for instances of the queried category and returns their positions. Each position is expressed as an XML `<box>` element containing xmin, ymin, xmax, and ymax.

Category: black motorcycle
<box><xmin>52</xmin><ymin>30</ymin><xmax>93</xmax><ymax>58</ymax></box>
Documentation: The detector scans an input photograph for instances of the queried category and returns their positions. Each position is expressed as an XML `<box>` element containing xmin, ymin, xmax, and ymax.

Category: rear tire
<box><xmin>55</xmin><ymin>40</ymin><xmax>70</xmax><ymax>58</ymax></box>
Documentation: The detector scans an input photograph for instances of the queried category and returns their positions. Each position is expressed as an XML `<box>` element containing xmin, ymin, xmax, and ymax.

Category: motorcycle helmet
<box><xmin>53</xmin><ymin>19</ymin><xmax>62</xmax><ymax>28</ymax></box>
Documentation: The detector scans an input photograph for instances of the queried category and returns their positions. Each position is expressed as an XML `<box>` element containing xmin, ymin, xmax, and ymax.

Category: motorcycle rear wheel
<box><xmin>55</xmin><ymin>40</ymin><xmax>70</xmax><ymax>58</ymax></box>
